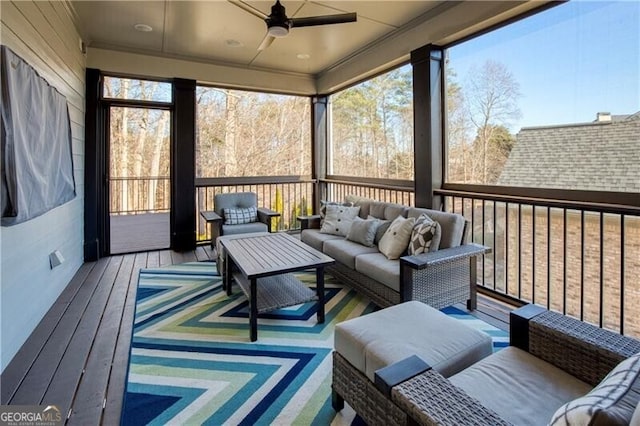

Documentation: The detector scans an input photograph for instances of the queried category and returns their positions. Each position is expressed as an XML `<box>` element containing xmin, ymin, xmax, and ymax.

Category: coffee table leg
<box><xmin>225</xmin><ymin>251</ymin><xmax>232</xmax><ymax>296</ymax></box>
<box><xmin>250</xmin><ymin>278</ymin><xmax>258</xmax><ymax>341</ymax></box>
<box><xmin>316</xmin><ymin>267</ymin><xmax>325</xmax><ymax>324</ymax></box>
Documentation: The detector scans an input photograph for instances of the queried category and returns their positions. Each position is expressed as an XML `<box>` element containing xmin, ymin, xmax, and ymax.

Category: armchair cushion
<box><xmin>549</xmin><ymin>352</ymin><xmax>640</xmax><ymax>426</ymax></box>
<box><xmin>223</xmin><ymin>206</ymin><xmax>258</xmax><ymax>225</ymax></box>
<box><xmin>449</xmin><ymin>346</ymin><xmax>591</xmax><ymax>426</ymax></box>
<box><xmin>221</xmin><ymin>222</ymin><xmax>268</xmax><ymax>236</ymax></box>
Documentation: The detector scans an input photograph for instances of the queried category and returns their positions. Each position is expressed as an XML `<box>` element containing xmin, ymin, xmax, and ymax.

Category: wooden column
<box><xmin>83</xmin><ymin>68</ymin><xmax>106</xmax><ymax>261</ymax></box>
<box><xmin>312</xmin><ymin>95</ymin><xmax>328</xmax><ymax>212</ymax></box>
<box><xmin>171</xmin><ymin>78</ymin><xmax>196</xmax><ymax>251</ymax></box>
<box><xmin>411</xmin><ymin>45</ymin><xmax>444</xmax><ymax>210</ymax></box>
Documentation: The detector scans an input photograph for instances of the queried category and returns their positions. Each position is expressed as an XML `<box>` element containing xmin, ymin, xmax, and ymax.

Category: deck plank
<box><xmin>40</xmin><ymin>256</ymin><xmax>124</xmax><ymax>418</ymax></box>
<box><xmin>67</xmin><ymin>254</ymin><xmax>136</xmax><ymax>425</ymax></box>
<box><xmin>0</xmin><ymin>262</ymin><xmax>95</xmax><ymax>404</ymax></box>
<box><xmin>8</xmin><ymin>258</ymin><xmax>111</xmax><ymax>405</ymax></box>
<box><xmin>101</xmin><ymin>253</ymin><xmax>152</xmax><ymax>426</ymax></box>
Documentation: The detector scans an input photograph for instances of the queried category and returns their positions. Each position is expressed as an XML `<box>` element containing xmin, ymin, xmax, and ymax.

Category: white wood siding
<box><xmin>1</xmin><ymin>0</ymin><xmax>86</xmax><ymax>371</ymax></box>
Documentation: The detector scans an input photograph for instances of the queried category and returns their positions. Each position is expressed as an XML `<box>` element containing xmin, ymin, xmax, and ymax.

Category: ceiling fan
<box><xmin>228</xmin><ymin>0</ymin><xmax>357</xmax><ymax>51</ymax></box>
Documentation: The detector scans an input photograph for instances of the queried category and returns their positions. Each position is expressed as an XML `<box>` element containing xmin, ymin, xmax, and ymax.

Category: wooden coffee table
<box><xmin>218</xmin><ymin>232</ymin><xmax>335</xmax><ymax>341</ymax></box>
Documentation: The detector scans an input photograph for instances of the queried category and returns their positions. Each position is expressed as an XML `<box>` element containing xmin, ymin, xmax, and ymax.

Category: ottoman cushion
<box><xmin>335</xmin><ymin>301</ymin><xmax>493</xmax><ymax>382</ymax></box>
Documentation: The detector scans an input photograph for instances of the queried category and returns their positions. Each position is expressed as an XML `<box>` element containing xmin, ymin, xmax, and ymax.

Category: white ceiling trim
<box><xmin>86</xmin><ymin>47</ymin><xmax>317</xmax><ymax>95</ymax></box>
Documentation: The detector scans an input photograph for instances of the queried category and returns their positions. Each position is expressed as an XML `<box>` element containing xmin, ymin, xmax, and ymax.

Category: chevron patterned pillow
<box><xmin>407</xmin><ymin>214</ymin><xmax>441</xmax><ymax>255</ymax></box>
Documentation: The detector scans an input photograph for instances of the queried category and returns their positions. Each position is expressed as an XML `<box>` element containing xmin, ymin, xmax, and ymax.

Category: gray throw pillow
<box><xmin>368</xmin><ymin>215</ymin><xmax>391</xmax><ymax>245</ymax></box>
<box><xmin>346</xmin><ymin>217</ymin><xmax>380</xmax><ymax>247</ymax></box>
<box><xmin>320</xmin><ymin>205</ymin><xmax>361</xmax><ymax>236</ymax></box>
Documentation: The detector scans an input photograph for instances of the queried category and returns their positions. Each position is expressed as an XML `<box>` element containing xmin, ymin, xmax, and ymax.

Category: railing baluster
<box><xmin>599</xmin><ymin>212</ymin><xmax>604</xmax><ymax>328</ymax></box>
<box><xmin>547</xmin><ymin>207</ymin><xmax>551</xmax><ymax>310</ymax></box>
<box><xmin>505</xmin><ymin>202</ymin><xmax>509</xmax><ymax>297</ymax></box>
<box><xmin>518</xmin><ymin>203</ymin><xmax>522</xmax><ymax>300</ymax></box>
<box><xmin>580</xmin><ymin>210</ymin><xmax>585</xmax><ymax>321</ymax></box>
<box><xmin>493</xmin><ymin>201</ymin><xmax>496</xmax><ymax>291</ymax></box>
<box><xmin>563</xmin><ymin>208</ymin><xmax>567</xmax><ymax>315</ymax></box>
<box><xmin>620</xmin><ymin>215</ymin><xmax>625</xmax><ymax>334</ymax></box>
<box><xmin>532</xmin><ymin>205</ymin><xmax>536</xmax><ymax>304</ymax></box>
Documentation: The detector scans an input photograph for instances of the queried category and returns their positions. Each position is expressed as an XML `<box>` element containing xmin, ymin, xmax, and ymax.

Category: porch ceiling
<box><xmin>71</xmin><ymin>1</ymin><xmax>548</xmax><ymax>94</ymax></box>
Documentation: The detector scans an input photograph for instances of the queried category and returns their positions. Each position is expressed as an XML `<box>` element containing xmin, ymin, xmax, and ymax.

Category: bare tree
<box><xmin>466</xmin><ymin>60</ymin><xmax>521</xmax><ymax>183</ymax></box>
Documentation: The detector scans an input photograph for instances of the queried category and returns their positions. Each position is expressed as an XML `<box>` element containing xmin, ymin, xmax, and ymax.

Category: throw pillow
<box><xmin>408</xmin><ymin>214</ymin><xmax>441</xmax><ymax>255</ymax></box>
<box><xmin>223</xmin><ymin>206</ymin><xmax>257</xmax><ymax>225</ymax></box>
<box><xmin>368</xmin><ymin>215</ymin><xmax>391</xmax><ymax>245</ymax></box>
<box><xmin>378</xmin><ymin>215</ymin><xmax>416</xmax><ymax>260</ymax></box>
<box><xmin>320</xmin><ymin>200</ymin><xmax>353</xmax><ymax>219</ymax></box>
<box><xmin>320</xmin><ymin>205</ymin><xmax>361</xmax><ymax>236</ymax></box>
<box><xmin>346</xmin><ymin>217</ymin><xmax>380</xmax><ymax>247</ymax></box>
<box><xmin>549</xmin><ymin>352</ymin><xmax>640</xmax><ymax>426</ymax></box>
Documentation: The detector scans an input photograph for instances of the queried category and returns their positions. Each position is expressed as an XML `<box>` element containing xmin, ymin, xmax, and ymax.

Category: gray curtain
<box><xmin>1</xmin><ymin>46</ymin><xmax>76</xmax><ymax>226</ymax></box>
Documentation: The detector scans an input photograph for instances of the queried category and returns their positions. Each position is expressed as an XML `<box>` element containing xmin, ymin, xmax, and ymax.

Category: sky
<box><xmin>447</xmin><ymin>1</ymin><xmax>640</xmax><ymax>130</ymax></box>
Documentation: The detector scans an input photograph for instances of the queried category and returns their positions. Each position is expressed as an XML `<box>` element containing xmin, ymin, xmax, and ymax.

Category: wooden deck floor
<box><xmin>110</xmin><ymin>213</ymin><xmax>170</xmax><ymax>254</ymax></box>
<box><xmin>1</xmin><ymin>245</ymin><xmax>512</xmax><ymax>425</ymax></box>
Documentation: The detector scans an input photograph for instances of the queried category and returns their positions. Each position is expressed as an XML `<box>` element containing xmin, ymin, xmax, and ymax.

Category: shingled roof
<box><xmin>497</xmin><ymin>112</ymin><xmax>640</xmax><ymax>192</ymax></box>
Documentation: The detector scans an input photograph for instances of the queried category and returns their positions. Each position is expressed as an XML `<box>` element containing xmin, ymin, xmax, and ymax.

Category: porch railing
<box><xmin>436</xmin><ymin>188</ymin><xmax>640</xmax><ymax>338</ymax></box>
<box><xmin>321</xmin><ymin>176</ymin><xmax>415</xmax><ymax>206</ymax></box>
<box><xmin>109</xmin><ymin>176</ymin><xmax>170</xmax><ymax>215</ymax></box>
<box><xmin>195</xmin><ymin>177</ymin><xmax>315</xmax><ymax>242</ymax></box>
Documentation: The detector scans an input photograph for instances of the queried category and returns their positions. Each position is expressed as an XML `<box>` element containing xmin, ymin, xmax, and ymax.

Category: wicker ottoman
<box><xmin>333</xmin><ymin>301</ymin><xmax>493</xmax><ymax>425</ymax></box>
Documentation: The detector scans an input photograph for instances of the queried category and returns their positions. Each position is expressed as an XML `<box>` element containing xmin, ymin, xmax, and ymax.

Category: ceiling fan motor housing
<box><xmin>267</xmin><ymin>0</ymin><xmax>290</xmax><ymax>37</ymax></box>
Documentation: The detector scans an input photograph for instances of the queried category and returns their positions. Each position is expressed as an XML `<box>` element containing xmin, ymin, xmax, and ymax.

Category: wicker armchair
<box><xmin>368</xmin><ymin>305</ymin><xmax>640</xmax><ymax>425</ymax></box>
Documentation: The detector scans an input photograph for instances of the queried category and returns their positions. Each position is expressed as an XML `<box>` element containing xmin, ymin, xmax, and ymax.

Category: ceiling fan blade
<box><xmin>258</xmin><ymin>34</ymin><xmax>276</xmax><ymax>51</ymax></box>
<box><xmin>227</xmin><ymin>0</ymin><xmax>268</xmax><ymax>20</ymax></box>
<box><xmin>290</xmin><ymin>12</ymin><xmax>357</xmax><ymax>28</ymax></box>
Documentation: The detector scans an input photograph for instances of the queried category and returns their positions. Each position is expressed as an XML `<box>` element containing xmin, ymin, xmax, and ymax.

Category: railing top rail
<box><xmin>195</xmin><ymin>176</ymin><xmax>315</xmax><ymax>187</ymax></box>
<box><xmin>323</xmin><ymin>176</ymin><xmax>414</xmax><ymax>192</ymax></box>
<box><xmin>110</xmin><ymin>176</ymin><xmax>170</xmax><ymax>180</ymax></box>
<box><xmin>436</xmin><ymin>188</ymin><xmax>640</xmax><ymax>216</ymax></box>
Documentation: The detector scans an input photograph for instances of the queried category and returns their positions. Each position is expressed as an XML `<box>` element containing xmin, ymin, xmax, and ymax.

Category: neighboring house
<box><xmin>498</xmin><ymin>112</ymin><xmax>640</xmax><ymax>192</ymax></box>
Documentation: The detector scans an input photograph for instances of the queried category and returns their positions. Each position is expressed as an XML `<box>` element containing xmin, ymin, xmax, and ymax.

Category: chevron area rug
<box><xmin>122</xmin><ymin>262</ymin><xmax>509</xmax><ymax>425</ymax></box>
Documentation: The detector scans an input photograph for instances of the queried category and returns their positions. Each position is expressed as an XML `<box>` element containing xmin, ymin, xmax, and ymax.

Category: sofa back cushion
<box><xmin>549</xmin><ymin>352</ymin><xmax>640</xmax><ymax>426</ymax></box>
<box><xmin>407</xmin><ymin>208</ymin><xmax>466</xmax><ymax>249</ymax></box>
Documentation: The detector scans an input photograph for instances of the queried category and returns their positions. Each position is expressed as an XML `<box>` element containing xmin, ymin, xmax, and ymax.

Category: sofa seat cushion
<box><xmin>450</xmin><ymin>346</ymin><xmax>592</xmax><ymax>426</ymax></box>
<box><xmin>300</xmin><ymin>229</ymin><xmax>342</xmax><ymax>252</ymax></box>
<box><xmin>322</xmin><ymin>239</ymin><xmax>379</xmax><ymax>269</ymax></box>
<box><xmin>355</xmin><ymin>253</ymin><xmax>400</xmax><ymax>292</ymax></box>
<box><xmin>221</xmin><ymin>222</ymin><xmax>268</xmax><ymax>235</ymax></box>
<box><xmin>408</xmin><ymin>207</ymin><xmax>465</xmax><ymax>249</ymax></box>
<box><xmin>335</xmin><ymin>301</ymin><xmax>493</xmax><ymax>382</ymax></box>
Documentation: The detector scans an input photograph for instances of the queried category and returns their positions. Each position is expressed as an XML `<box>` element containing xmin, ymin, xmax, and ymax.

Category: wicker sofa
<box><xmin>299</xmin><ymin>198</ymin><xmax>488</xmax><ymax>309</ymax></box>
<box><xmin>366</xmin><ymin>305</ymin><xmax>640</xmax><ymax>425</ymax></box>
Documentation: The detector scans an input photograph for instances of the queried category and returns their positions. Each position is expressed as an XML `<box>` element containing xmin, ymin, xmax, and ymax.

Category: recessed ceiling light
<box><xmin>134</xmin><ymin>23</ymin><xmax>153</xmax><ymax>32</ymax></box>
<box><xmin>225</xmin><ymin>39</ymin><xmax>244</xmax><ymax>48</ymax></box>
<box><xmin>296</xmin><ymin>53</ymin><xmax>310</xmax><ymax>60</ymax></box>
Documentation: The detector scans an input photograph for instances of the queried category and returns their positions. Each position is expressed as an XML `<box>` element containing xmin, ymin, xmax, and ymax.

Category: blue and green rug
<box><xmin>122</xmin><ymin>262</ymin><xmax>508</xmax><ymax>425</ymax></box>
